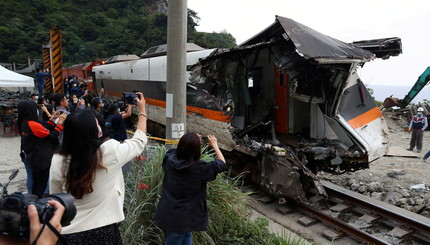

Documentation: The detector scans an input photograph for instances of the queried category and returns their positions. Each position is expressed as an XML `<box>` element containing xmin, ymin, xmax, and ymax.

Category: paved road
<box><xmin>0</xmin><ymin>131</ymin><xmax>27</xmax><ymax>194</ymax></box>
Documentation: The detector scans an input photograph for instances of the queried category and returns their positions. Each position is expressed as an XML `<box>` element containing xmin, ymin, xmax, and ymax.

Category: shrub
<box><xmin>121</xmin><ymin>144</ymin><xmax>306</xmax><ymax>245</ymax></box>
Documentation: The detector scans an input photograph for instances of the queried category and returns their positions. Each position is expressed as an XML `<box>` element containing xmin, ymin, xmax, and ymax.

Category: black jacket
<box><xmin>154</xmin><ymin>148</ymin><xmax>227</xmax><ymax>232</ymax></box>
<box><xmin>18</xmin><ymin>100</ymin><xmax>62</xmax><ymax>172</ymax></box>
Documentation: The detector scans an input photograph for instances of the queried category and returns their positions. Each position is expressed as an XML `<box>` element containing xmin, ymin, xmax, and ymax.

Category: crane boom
<box><xmin>383</xmin><ymin>67</ymin><xmax>430</xmax><ymax>108</ymax></box>
<box><xmin>399</xmin><ymin>67</ymin><xmax>430</xmax><ymax>108</ymax></box>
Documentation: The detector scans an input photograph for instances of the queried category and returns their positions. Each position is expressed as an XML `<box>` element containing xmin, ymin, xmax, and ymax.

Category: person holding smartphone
<box><xmin>154</xmin><ymin>133</ymin><xmax>227</xmax><ymax>245</ymax></box>
<box><xmin>18</xmin><ymin>101</ymin><xmax>67</xmax><ymax>198</ymax></box>
<box><xmin>105</xmin><ymin>103</ymin><xmax>133</xmax><ymax>142</ymax></box>
<box><xmin>68</xmin><ymin>94</ymin><xmax>79</xmax><ymax>113</ymax></box>
<box><xmin>50</xmin><ymin>93</ymin><xmax>147</xmax><ymax>244</ymax></box>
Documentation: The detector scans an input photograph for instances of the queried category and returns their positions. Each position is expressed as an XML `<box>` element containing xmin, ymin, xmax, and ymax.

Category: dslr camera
<box><xmin>0</xmin><ymin>170</ymin><xmax>76</xmax><ymax>239</ymax></box>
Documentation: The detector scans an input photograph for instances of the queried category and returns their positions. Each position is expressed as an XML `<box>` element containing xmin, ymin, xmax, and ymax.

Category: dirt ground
<box><xmin>0</xmin><ymin>131</ymin><xmax>26</xmax><ymax>193</ymax></box>
<box><xmin>318</xmin><ymin>111</ymin><xmax>430</xmax><ymax>217</ymax></box>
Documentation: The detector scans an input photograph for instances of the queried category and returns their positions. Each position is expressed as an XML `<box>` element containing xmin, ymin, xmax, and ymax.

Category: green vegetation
<box><xmin>367</xmin><ymin>87</ymin><xmax>383</xmax><ymax>107</ymax></box>
<box><xmin>0</xmin><ymin>0</ymin><xmax>236</xmax><ymax>66</ymax></box>
<box><xmin>122</xmin><ymin>144</ymin><xmax>306</xmax><ymax>245</ymax></box>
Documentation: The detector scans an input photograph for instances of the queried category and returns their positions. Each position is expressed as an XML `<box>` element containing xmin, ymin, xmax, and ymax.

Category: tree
<box><xmin>0</xmin><ymin>0</ymin><xmax>237</xmax><ymax>65</ymax></box>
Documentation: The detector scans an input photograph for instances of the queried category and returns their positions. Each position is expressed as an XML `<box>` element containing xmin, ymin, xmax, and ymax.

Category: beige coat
<box><xmin>50</xmin><ymin>129</ymin><xmax>147</xmax><ymax>234</ymax></box>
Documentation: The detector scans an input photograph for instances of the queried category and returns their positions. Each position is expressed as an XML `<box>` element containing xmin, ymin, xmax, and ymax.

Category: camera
<box><xmin>0</xmin><ymin>170</ymin><xmax>76</xmax><ymax>239</ymax></box>
<box><xmin>123</xmin><ymin>92</ymin><xmax>139</xmax><ymax>105</ymax></box>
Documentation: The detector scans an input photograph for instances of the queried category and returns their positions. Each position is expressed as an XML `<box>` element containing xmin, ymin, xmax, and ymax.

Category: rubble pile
<box><xmin>317</xmin><ymin>110</ymin><xmax>430</xmax><ymax>218</ymax></box>
<box><xmin>319</xmin><ymin>172</ymin><xmax>430</xmax><ymax>217</ymax></box>
<box><xmin>0</xmin><ymin>90</ymin><xmax>28</xmax><ymax>128</ymax></box>
<box><xmin>0</xmin><ymin>90</ymin><xmax>28</xmax><ymax>112</ymax></box>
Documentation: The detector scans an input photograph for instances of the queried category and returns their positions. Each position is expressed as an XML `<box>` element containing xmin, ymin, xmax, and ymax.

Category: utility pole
<box><xmin>166</xmin><ymin>0</ymin><xmax>187</xmax><ymax>140</ymax></box>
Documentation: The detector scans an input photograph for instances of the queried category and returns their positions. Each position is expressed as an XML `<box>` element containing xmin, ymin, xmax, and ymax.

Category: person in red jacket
<box><xmin>17</xmin><ymin>100</ymin><xmax>67</xmax><ymax>197</ymax></box>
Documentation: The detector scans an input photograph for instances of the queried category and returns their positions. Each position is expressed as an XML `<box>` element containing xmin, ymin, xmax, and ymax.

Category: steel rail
<box><xmin>296</xmin><ymin>202</ymin><xmax>391</xmax><ymax>245</ymax></box>
<box><xmin>321</xmin><ymin>181</ymin><xmax>430</xmax><ymax>236</ymax></box>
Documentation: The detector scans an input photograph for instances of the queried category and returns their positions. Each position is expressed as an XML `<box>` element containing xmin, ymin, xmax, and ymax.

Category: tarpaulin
<box><xmin>0</xmin><ymin>65</ymin><xmax>34</xmax><ymax>87</ymax></box>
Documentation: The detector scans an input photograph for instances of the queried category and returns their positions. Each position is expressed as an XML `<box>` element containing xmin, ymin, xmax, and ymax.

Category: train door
<box><xmin>274</xmin><ymin>68</ymin><xmax>289</xmax><ymax>134</ymax></box>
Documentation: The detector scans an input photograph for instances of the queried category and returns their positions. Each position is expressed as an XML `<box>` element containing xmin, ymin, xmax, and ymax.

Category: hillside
<box><xmin>0</xmin><ymin>0</ymin><xmax>236</xmax><ymax>66</ymax></box>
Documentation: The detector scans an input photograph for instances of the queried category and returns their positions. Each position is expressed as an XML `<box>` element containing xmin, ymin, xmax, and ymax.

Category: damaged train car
<box><xmin>92</xmin><ymin>16</ymin><xmax>402</xmax><ymax>201</ymax></box>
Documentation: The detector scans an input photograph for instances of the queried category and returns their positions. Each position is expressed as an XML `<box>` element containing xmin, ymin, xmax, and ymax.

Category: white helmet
<box><xmin>417</xmin><ymin>107</ymin><xmax>424</xmax><ymax>112</ymax></box>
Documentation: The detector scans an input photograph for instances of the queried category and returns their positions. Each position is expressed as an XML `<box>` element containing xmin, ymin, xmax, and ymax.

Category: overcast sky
<box><xmin>187</xmin><ymin>0</ymin><xmax>430</xmax><ymax>87</ymax></box>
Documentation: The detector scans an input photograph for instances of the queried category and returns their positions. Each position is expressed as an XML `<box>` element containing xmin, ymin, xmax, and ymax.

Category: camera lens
<box><xmin>38</xmin><ymin>193</ymin><xmax>77</xmax><ymax>226</ymax></box>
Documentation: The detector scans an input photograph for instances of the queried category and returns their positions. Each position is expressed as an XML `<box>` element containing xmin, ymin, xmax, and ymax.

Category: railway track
<box><xmin>248</xmin><ymin>180</ymin><xmax>430</xmax><ymax>244</ymax></box>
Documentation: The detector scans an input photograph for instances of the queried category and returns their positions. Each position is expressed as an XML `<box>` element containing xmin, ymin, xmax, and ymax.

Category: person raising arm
<box><xmin>135</xmin><ymin>92</ymin><xmax>147</xmax><ymax>133</ymax></box>
<box><xmin>49</xmin><ymin>92</ymin><xmax>148</xmax><ymax>244</ymax></box>
<box><xmin>207</xmin><ymin>135</ymin><xmax>225</xmax><ymax>163</ymax></box>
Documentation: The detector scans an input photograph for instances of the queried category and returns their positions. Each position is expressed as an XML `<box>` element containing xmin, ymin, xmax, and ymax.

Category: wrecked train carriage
<box><xmin>191</xmin><ymin>16</ymin><xmax>396</xmax><ymax>170</ymax></box>
<box><xmin>92</xmin><ymin>16</ymin><xmax>401</xmax><ymax>201</ymax></box>
<box><xmin>189</xmin><ymin>17</ymin><xmax>400</xmax><ymax>200</ymax></box>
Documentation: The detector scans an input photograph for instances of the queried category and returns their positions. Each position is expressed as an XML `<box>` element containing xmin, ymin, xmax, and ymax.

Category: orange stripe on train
<box><xmin>347</xmin><ymin>107</ymin><xmax>382</xmax><ymax>129</ymax></box>
<box><xmin>104</xmin><ymin>90</ymin><xmax>231</xmax><ymax>122</ymax></box>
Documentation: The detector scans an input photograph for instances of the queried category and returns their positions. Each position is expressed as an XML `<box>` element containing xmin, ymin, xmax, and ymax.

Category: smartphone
<box><xmin>123</xmin><ymin>92</ymin><xmax>138</xmax><ymax>105</ymax></box>
<box><xmin>37</xmin><ymin>104</ymin><xmax>43</xmax><ymax>108</ymax></box>
<box><xmin>201</xmin><ymin>136</ymin><xmax>209</xmax><ymax>143</ymax></box>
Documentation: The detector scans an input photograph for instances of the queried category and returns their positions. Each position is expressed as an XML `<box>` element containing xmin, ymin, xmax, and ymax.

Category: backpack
<box><xmin>105</xmin><ymin>115</ymin><xmax>116</xmax><ymax>139</ymax></box>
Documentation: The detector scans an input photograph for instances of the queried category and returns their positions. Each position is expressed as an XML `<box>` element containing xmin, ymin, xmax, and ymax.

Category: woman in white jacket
<box><xmin>50</xmin><ymin>92</ymin><xmax>147</xmax><ymax>244</ymax></box>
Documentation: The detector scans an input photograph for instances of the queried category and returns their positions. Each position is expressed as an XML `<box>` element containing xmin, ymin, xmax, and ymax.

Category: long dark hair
<box><xmin>176</xmin><ymin>132</ymin><xmax>201</xmax><ymax>163</ymax></box>
<box><xmin>58</xmin><ymin>109</ymin><xmax>105</xmax><ymax>199</ymax></box>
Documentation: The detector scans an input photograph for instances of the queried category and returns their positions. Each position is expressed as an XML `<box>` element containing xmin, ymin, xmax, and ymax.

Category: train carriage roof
<box><xmin>140</xmin><ymin>43</ymin><xmax>205</xmax><ymax>59</ymax></box>
<box><xmin>241</xmin><ymin>15</ymin><xmax>376</xmax><ymax>61</ymax></box>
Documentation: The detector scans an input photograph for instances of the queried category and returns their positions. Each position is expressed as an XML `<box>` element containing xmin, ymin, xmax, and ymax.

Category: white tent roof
<box><xmin>0</xmin><ymin>65</ymin><xmax>34</xmax><ymax>87</ymax></box>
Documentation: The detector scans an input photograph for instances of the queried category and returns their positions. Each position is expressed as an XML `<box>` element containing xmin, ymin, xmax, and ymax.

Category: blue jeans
<box><xmin>165</xmin><ymin>232</ymin><xmax>192</xmax><ymax>245</ymax></box>
<box><xmin>44</xmin><ymin>180</ymin><xmax>50</xmax><ymax>195</ymax></box>
<box><xmin>22</xmin><ymin>159</ymin><xmax>33</xmax><ymax>193</ymax></box>
<box><xmin>37</xmin><ymin>83</ymin><xmax>44</xmax><ymax>96</ymax></box>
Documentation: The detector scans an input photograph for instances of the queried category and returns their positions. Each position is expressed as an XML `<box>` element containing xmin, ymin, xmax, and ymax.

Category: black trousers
<box><xmin>409</xmin><ymin>129</ymin><xmax>424</xmax><ymax>151</ymax></box>
<box><xmin>32</xmin><ymin>168</ymin><xmax>49</xmax><ymax>198</ymax></box>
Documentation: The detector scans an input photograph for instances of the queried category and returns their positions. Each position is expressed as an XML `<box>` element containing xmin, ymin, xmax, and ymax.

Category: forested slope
<box><xmin>0</xmin><ymin>0</ymin><xmax>236</xmax><ymax>65</ymax></box>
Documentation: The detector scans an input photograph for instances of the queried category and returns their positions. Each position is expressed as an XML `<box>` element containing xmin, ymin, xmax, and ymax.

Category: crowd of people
<box><xmin>8</xmin><ymin>80</ymin><xmax>227</xmax><ymax>244</ymax></box>
<box><xmin>63</xmin><ymin>75</ymin><xmax>88</xmax><ymax>99</ymax></box>
<box><xmin>11</xmin><ymin>90</ymin><xmax>148</xmax><ymax>244</ymax></box>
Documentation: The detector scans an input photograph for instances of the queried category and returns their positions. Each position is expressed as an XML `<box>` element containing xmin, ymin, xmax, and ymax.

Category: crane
<box><xmin>383</xmin><ymin>67</ymin><xmax>430</xmax><ymax>108</ymax></box>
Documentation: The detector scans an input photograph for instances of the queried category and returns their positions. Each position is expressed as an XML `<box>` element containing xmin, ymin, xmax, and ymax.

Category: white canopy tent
<box><xmin>0</xmin><ymin>65</ymin><xmax>34</xmax><ymax>87</ymax></box>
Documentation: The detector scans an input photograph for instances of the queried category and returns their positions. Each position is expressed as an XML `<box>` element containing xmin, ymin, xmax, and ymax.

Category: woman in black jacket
<box><xmin>17</xmin><ymin>100</ymin><xmax>67</xmax><ymax>197</ymax></box>
<box><xmin>154</xmin><ymin>133</ymin><xmax>227</xmax><ymax>245</ymax></box>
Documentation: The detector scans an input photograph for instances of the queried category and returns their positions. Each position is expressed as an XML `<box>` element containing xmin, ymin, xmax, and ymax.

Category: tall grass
<box><xmin>121</xmin><ymin>144</ymin><xmax>306</xmax><ymax>245</ymax></box>
<box><xmin>121</xmin><ymin>145</ymin><xmax>165</xmax><ymax>244</ymax></box>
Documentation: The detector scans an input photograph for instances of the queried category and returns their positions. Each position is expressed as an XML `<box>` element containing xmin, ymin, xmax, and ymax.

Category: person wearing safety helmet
<box><xmin>407</xmin><ymin>107</ymin><xmax>428</xmax><ymax>153</ymax></box>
